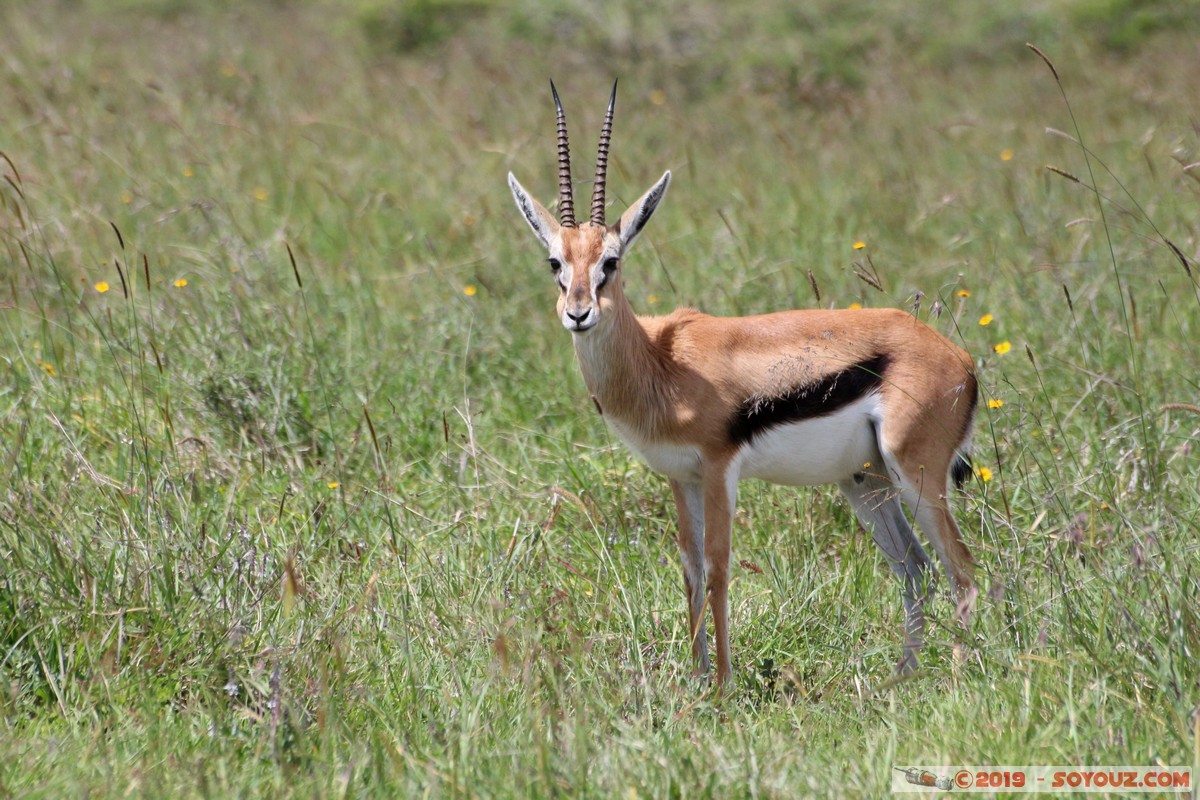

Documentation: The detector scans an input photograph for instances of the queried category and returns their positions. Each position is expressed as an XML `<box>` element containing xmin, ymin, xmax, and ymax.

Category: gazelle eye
<box><xmin>548</xmin><ymin>258</ymin><xmax>562</xmax><ymax>273</ymax></box>
<box><xmin>597</xmin><ymin>257</ymin><xmax>618</xmax><ymax>289</ymax></box>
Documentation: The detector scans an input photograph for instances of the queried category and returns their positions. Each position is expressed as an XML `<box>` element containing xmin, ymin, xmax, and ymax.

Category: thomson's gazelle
<box><xmin>507</xmin><ymin>82</ymin><xmax>980</xmax><ymax>687</ymax></box>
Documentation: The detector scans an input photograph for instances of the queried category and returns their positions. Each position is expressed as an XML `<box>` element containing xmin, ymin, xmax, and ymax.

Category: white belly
<box><xmin>605</xmin><ymin>417</ymin><xmax>702</xmax><ymax>482</ymax></box>
<box><xmin>737</xmin><ymin>395</ymin><xmax>880</xmax><ymax>486</ymax></box>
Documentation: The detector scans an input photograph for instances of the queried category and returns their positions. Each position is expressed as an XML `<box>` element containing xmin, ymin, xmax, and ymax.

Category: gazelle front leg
<box><xmin>702</xmin><ymin>460</ymin><xmax>738</xmax><ymax>687</ymax></box>
<box><xmin>669</xmin><ymin>479</ymin><xmax>709</xmax><ymax>676</ymax></box>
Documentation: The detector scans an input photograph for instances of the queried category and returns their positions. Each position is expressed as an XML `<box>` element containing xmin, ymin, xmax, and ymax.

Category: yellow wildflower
<box><xmin>957</xmin><ymin>289</ymin><xmax>971</xmax><ymax>298</ymax></box>
<box><xmin>649</xmin><ymin>89</ymin><xmax>667</xmax><ymax>106</ymax></box>
<box><xmin>37</xmin><ymin>359</ymin><xmax>57</xmax><ymax>377</ymax></box>
<box><xmin>853</xmin><ymin>241</ymin><xmax>866</xmax><ymax>250</ymax></box>
<box><xmin>976</xmin><ymin>466</ymin><xmax>993</xmax><ymax>482</ymax></box>
<box><xmin>848</xmin><ymin>302</ymin><xmax>862</xmax><ymax>310</ymax></box>
<box><xmin>94</xmin><ymin>281</ymin><xmax>110</xmax><ymax>293</ymax></box>
<box><xmin>253</xmin><ymin>187</ymin><xmax>268</xmax><ymax>202</ymax></box>
<box><xmin>994</xmin><ymin>341</ymin><xmax>1012</xmax><ymax>355</ymax></box>
<box><xmin>327</xmin><ymin>481</ymin><xmax>340</xmax><ymax>489</ymax></box>
<box><xmin>979</xmin><ymin>313</ymin><xmax>993</xmax><ymax>326</ymax></box>
<box><xmin>173</xmin><ymin>278</ymin><xmax>188</xmax><ymax>288</ymax></box>
<box><xmin>987</xmin><ymin>398</ymin><xmax>1004</xmax><ymax>409</ymax></box>
<box><xmin>1000</xmin><ymin>149</ymin><xmax>1014</xmax><ymax>161</ymax></box>
<box><xmin>463</xmin><ymin>284</ymin><xmax>477</xmax><ymax>297</ymax></box>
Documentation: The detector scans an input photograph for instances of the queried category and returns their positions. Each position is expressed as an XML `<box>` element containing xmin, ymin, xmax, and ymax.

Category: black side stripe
<box><xmin>729</xmin><ymin>354</ymin><xmax>890</xmax><ymax>445</ymax></box>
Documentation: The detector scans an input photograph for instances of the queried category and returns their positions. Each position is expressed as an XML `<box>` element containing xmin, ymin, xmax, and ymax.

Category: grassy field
<box><xmin>1</xmin><ymin>0</ymin><xmax>1198</xmax><ymax>796</ymax></box>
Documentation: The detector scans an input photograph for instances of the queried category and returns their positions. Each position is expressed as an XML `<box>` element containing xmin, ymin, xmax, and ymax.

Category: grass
<box><xmin>1</xmin><ymin>0</ymin><xmax>1198</xmax><ymax>796</ymax></box>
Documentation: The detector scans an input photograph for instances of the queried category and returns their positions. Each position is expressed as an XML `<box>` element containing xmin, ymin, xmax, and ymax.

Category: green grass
<box><xmin>1</xmin><ymin>1</ymin><xmax>1198</xmax><ymax>796</ymax></box>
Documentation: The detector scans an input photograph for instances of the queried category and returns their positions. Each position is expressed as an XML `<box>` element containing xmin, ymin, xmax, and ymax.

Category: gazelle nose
<box><xmin>566</xmin><ymin>308</ymin><xmax>590</xmax><ymax>323</ymax></box>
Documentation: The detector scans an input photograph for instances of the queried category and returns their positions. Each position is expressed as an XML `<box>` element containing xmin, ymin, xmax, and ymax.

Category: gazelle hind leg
<box><xmin>885</xmin><ymin>457</ymin><xmax>979</xmax><ymax>627</ymax></box>
<box><xmin>913</xmin><ymin>502</ymin><xmax>978</xmax><ymax>626</ymax></box>
<box><xmin>669</xmin><ymin>480</ymin><xmax>709</xmax><ymax>676</ymax></box>
<box><xmin>839</xmin><ymin>471</ymin><xmax>936</xmax><ymax>673</ymax></box>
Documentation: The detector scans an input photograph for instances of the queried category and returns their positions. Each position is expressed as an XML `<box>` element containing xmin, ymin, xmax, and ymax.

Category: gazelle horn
<box><xmin>590</xmin><ymin>79</ymin><xmax>617</xmax><ymax>226</ymax></box>
<box><xmin>550</xmin><ymin>81</ymin><xmax>576</xmax><ymax>228</ymax></box>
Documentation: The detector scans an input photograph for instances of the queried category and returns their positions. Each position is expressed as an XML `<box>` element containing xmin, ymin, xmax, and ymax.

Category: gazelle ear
<box><xmin>616</xmin><ymin>170</ymin><xmax>670</xmax><ymax>253</ymax></box>
<box><xmin>508</xmin><ymin>172</ymin><xmax>559</xmax><ymax>249</ymax></box>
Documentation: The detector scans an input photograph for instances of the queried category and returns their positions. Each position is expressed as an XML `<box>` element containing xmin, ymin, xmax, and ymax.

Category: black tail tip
<box><xmin>952</xmin><ymin>454</ymin><xmax>972</xmax><ymax>488</ymax></box>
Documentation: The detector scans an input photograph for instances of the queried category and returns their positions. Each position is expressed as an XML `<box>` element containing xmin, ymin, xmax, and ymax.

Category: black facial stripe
<box><xmin>729</xmin><ymin>354</ymin><xmax>890</xmax><ymax>445</ymax></box>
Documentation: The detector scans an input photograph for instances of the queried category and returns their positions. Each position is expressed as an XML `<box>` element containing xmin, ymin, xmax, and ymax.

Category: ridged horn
<box><xmin>551</xmin><ymin>80</ymin><xmax>576</xmax><ymax>228</ymax></box>
<box><xmin>590</xmin><ymin>79</ymin><xmax>617</xmax><ymax>226</ymax></box>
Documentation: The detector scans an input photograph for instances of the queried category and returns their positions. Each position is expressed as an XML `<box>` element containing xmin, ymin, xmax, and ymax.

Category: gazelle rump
<box><xmin>507</xmin><ymin>82</ymin><xmax>980</xmax><ymax>687</ymax></box>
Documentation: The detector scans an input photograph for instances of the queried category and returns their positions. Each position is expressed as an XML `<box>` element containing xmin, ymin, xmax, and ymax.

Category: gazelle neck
<box><xmin>571</xmin><ymin>295</ymin><xmax>674</xmax><ymax>434</ymax></box>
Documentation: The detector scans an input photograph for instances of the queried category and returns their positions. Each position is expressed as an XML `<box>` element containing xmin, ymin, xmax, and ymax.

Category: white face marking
<box><xmin>559</xmin><ymin>258</ymin><xmax>599</xmax><ymax>331</ymax></box>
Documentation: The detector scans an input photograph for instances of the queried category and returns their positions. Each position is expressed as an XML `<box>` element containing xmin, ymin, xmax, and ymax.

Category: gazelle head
<box><xmin>508</xmin><ymin>80</ymin><xmax>671</xmax><ymax>333</ymax></box>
